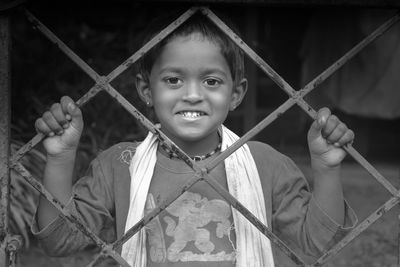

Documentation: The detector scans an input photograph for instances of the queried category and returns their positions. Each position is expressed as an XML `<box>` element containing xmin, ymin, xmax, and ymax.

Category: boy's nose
<box><xmin>182</xmin><ymin>82</ymin><xmax>204</xmax><ymax>103</ymax></box>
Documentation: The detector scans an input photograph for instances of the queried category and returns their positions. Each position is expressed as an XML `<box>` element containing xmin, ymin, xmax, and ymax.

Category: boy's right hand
<box><xmin>35</xmin><ymin>96</ymin><xmax>83</xmax><ymax>157</ymax></box>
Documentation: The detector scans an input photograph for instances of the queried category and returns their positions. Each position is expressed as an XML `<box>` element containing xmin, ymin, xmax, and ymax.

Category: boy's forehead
<box><xmin>150</xmin><ymin>35</ymin><xmax>232</xmax><ymax>79</ymax></box>
<box><xmin>157</xmin><ymin>36</ymin><xmax>228</xmax><ymax>67</ymax></box>
<box><xmin>168</xmin><ymin>31</ymin><xmax>217</xmax><ymax>46</ymax></box>
<box><xmin>163</xmin><ymin>33</ymin><xmax>222</xmax><ymax>56</ymax></box>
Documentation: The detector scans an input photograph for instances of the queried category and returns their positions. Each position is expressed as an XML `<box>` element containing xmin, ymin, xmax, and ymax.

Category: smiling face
<box><xmin>137</xmin><ymin>33</ymin><xmax>247</xmax><ymax>155</ymax></box>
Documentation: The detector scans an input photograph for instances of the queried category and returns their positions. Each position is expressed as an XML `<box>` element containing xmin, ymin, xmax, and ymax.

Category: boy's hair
<box><xmin>136</xmin><ymin>13</ymin><xmax>245</xmax><ymax>85</ymax></box>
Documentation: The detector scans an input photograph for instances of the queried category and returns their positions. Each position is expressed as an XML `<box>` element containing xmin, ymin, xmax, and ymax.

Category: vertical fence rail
<box><xmin>0</xmin><ymin>13</ymin><xmax>22</xmax><ymax>267</ymax></box>
<box><xmin>0</xmin><ymin>13</ymin><xmax>11</xmax><ymax>267</ymax></box>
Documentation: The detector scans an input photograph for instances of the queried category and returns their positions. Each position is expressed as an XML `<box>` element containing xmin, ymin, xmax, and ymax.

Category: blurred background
<box><xmin>3</xmin><ymin>0</ymin><xmax>400</xmax><ymax>266</ymax></box>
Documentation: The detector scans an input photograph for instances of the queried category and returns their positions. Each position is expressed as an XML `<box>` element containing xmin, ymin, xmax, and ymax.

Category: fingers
<box><xmin>60</xmin><ymin>96</ymin><xmax>80</xmax><ymax>119</ymax></box>
<box><xmin>316</xmin><ymin>108</ymin><xmax>354</xmax><ymax>147</ymax></box>
<box><xmin>309</xmin><ymin>107</ymin><xmax>330</xmax><ymax>134</ymax></box>
<box><xmin>316</xmin><ymin>107</ymin><xmax>331</xmax><ymax>129</ymax></box>
<box><xmin>35</xmin><ymin>96</ymin><xmax>80</xmax><ymax>136</ymax></box>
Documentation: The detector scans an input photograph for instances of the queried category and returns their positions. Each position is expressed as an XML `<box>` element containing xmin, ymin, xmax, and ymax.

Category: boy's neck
<box><xmin>164</xmin><ymin>131</ymin><xmax>221</xmax><ymax>159</ymax></box>
<box><xmin>160</xmin><ymin>130</ymin><xmax>222</xmax><ymax>161</ymax></box>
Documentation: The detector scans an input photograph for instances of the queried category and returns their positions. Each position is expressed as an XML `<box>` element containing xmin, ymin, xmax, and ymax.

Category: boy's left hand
<box><xmin>307</xmin><ymin>107</ymin><xmax>355</xmax><ymax>168</ymax></box>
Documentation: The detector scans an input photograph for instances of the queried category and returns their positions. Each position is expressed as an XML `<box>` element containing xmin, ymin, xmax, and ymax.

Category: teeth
<box><xmin>180</xmin><ymin>111</ymin><xmax>204</xmax><ymax>118</ymax></box>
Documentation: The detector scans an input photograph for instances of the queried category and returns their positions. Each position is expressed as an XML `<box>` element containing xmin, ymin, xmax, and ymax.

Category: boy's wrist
<box><xmin>310</xmin><ymin>156</ymin><xmax>341</xmax><ymax>170</ymax></box>
<box><xmin>46</xmin><ymin>148</ymin><xmax>77</xmax><ymax>163</ymax></box>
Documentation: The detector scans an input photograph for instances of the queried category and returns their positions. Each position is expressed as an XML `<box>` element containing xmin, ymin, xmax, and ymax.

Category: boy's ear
<box><xmin>230</xmin><ymin>78</ymin><xmax>248</xmax><ymax>111</ymax></box>
<box><xmin>136</xmin><ymin>74</ymin><xmax>153</xmax><ymax>107</ymax></box>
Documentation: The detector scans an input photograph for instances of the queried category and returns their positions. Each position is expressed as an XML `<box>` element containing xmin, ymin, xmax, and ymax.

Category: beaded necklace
<box><xmin>160</xmin><ymin>130</ymin><xmax>222</xmax><ymax>161</ymax></box>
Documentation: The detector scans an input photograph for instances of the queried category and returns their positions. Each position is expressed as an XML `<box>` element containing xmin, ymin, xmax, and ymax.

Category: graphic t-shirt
<box><xmin>144</xmin><ymin>151</ymin><xmax>236</xmax><ymax>267</ymax></box>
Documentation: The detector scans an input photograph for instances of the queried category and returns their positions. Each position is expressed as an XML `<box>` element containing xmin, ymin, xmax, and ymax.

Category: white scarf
<box><xmin>121</xmin><ymin>126</ymin><xmax>275</xmax><ymax>267</ymax></box>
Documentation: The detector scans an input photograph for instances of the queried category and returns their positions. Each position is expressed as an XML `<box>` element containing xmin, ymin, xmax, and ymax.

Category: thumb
<box><xmin>308</xmin><ymin>111</ymin><xmax>328</xmax><ymax>141</ymax></box>
<box><xmin>66</xmin><ymin>101</ymin><xmax>83</xmax><ymax>132</ymax></box>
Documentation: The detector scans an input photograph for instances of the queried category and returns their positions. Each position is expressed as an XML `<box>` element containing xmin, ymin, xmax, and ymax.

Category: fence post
<box><xmin>0</xmin><ymin>13</ymin><xmax>12</xmax><ymax>267</ymax></box>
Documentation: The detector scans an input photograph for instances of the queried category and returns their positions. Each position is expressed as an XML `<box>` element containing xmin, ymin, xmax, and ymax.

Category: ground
<box><xmin>17</xmin><ymin>159</ymin><xmax>400</xmax><ymax>267</ymax></box>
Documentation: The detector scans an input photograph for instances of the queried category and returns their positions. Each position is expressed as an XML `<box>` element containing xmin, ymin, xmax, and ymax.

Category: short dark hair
<box><xmin>136</xmin><ymin>13</ymin><xmax>245</xmax><ymax>85</ymax></box>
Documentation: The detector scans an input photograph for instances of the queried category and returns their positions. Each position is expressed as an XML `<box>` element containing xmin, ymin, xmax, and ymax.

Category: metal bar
<box><xmin>9</xmin><ymin>7</ymin><xmax>201</xmax><ymax>267</ymax></box>
<box><xmin>102</xmin><ymin>83</ymin><xmax>195</xmax><ymax>168</ymax></box>
<box><xmin>294</xmin><ymin>98</ymin><xmax>399</xmax><ymax>196</ymax></box>
<box><xmin>207</xmin><ymin>97</ymin><xmax>296</xmax><ymax>171</ymax></box>
<box><xmin>10</xmin><ymin>162</ymin><xmax>130</xmax><ymax>267</ymax></box>
<box><xmin>111</xmin><ymin>172</ymin><xmax>202</xmax><ymax>250</ymax></box>
<box><xmin>202</xmin><ymin>7</ymin><xmax>296</xmax><ymax>97</ymax></box>
<box><xmin>24</xmin><ymin>9</ymin><xmax>101</xmax><ymax>82</ymax></box>
<box><xmin>12</xmin><ymin>7</ymin><xmax>200</xmax><ymax>162</ymax></box>
<box><xmin>0</xmin><ymin>14</ymin><xmax>11</xmax><ymax>267</ymax></box>
<box><xmin>204</xmin><ymin>5</ymin><xmax>399</xmax><ymax>195</ymax></box>
<box><xmin>298</xmin><ymin>11</ymin><xmax>400</xmax><ymax>98</ymax></box>
<box><xmin>312</xmin><ymin>195</ymin><xmax>400</xmax><ymax>266</ymax></box>
<box><xmin>102</xmin><ymin>84</ymin><xmax>298</xmax><ymax>263</ymax></box>
<box><xmin>203</xmin><ymin>172</ymin><xmax>306</xmax><ymax>266</ymax></box>
<box><xmin>10</xmin><ymin>84</ymin><xmax>103</xmax><ymax>163</ymax></box>
<box><xmin>106</xmin><ymin>6</ymin><xmax>200</xmax><ymax>82</ymax></box>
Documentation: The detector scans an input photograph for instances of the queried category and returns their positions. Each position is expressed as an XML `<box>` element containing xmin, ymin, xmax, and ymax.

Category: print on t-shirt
<box><xmin>145</xmin><ymin>192</ymin><xmax>236</xmax><ymax>263</ymax></box>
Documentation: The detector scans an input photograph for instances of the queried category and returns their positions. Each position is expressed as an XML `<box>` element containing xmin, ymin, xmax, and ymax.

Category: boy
<box><xmin>32</xmin><ymin>14</ymin><xmax>356</xmax><ymax>267</ymax></box>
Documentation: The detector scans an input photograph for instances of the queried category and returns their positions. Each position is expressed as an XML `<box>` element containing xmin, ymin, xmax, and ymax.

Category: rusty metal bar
<box><xmin>112</xmin><ymin>170</ymin><xmax>202</xmax><ymax>248</ymax></box>
<box><xmin>292</xmin><ymin>98</ymin><xmax>399</xmax><ymax>196</ymax></box>
<box><xmin>312</xmin><ymin>195</ymin><xmax>400</xmax><ymax>266</ymax></box>
<box><xmin>0</xmin><ymin>14</ymin><xmax>12</xmax><ymax>267</ymax></box>
<box><xmin>101</xmin><ymin>85</ymin><xmax>306</xmax><ymax>265</ymax></box>
<box><xmin>203</xmin><ymin>172</ymin><xmax>306</xmax><ymax>266</ymax></box>
<box><xmin>10</xmin><ymin>162</ymin><xmax>130</xmax><ymax>267</ymax></box>
<box><xmin>98</xmin><ymin>7</ymin><xmax>398</xmax><ymax>266</ymax></box>
<box><xmin>97</xmin><ymin>83</ymin><xmax>306</xmax><ymax>265</ymax></box>
<box><xmin>298</xmin><ymin>11</ymin><xmax>400</xmax><ymax>98</ymax></box>
<box><xmin>102</xmin><ymin>83</ymin><xmax>195</xmax><ymax>168</ymax></box>
<box><xmin>100</xmin><ymin>83</ymin><xmax>307</xmax><ymax>264</ymax></box>
<box><xmin>202</xmin><ymin>7</ymin><xmax>296</xmax><ymax>97</ymax></box>
<box><xmin>10</xmin><ymin>84</ymin><xmax>103</xmax><ymax>163</ymax></box>
<box><xmin>207</xmin><ymin>98</ymin><xmax>296</xmax><ymax>171</ymax></box>
<box><xmin>8</xmin><ymin>7</ymin><xmax>202</xmax><ymax>267</ymax></box>
<box><xmin>24</xmin><ymin>9</ymin><xmax>101</xmax><ymax>81</ymax></box>
<box><xmin>12</xmin><ymin>7</ymin><xmax>200</xmax><ymax>163</ymax></box>
<box><xmin>106</xmin><ymin>6</ymin><xmax>200</xmax><ymax>82</ymax></box>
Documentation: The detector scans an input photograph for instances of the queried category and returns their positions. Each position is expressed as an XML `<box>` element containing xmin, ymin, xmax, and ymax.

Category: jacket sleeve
<box><xmin>271</xmin><ymin>152</ymin><xmax>357</xmax><ymax>262</ymax></box>
<box><xmin>31</xmin><ymin>154</ymin><xmax>116</xmax><ymax>257</ymax></box>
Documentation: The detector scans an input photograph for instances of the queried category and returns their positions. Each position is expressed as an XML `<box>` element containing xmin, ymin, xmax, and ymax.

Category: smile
<box><xmin>178</xmin><ymin>111</ymin><xmax>206</xmax><ymax>118</ymax></box>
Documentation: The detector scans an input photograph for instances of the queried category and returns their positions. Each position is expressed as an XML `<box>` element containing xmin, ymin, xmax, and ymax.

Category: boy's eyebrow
<box><xmin>158</xmin><ymin>66</ymin><xmax>229</xmax><ymax>78</ymax></box>
<box><xmin>158</xmin><ymin>67</ymin><xmax>184</xmax><ymax>75</ymax></box>
<box><xmin>200</xmin><ymin>67</ymin><xmax>229</xmax><ymax>78</ymax></box>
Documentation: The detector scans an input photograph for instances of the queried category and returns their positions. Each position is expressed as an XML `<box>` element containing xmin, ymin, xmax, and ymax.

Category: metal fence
<box><xmin>1</xmin><ymin>3</ymin><xmax>400</xmax><ymax>267</ymax></box>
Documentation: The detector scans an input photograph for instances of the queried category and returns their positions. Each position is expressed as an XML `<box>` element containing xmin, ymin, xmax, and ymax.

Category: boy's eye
<box><xmin>204</xmin><ymin>78</ymin><xmax>221</xmax><ymax>87</ymax></box>
<box><xmin>165</xmin><ymin>77</ymin><xmax>182</xmax><ymax>85</ymax></box>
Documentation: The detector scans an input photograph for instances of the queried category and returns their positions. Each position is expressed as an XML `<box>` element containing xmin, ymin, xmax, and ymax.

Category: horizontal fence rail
<box><xmin>1</xmin><ymin>4</ymin><xmax>400</xmax><ymax>267</ymax></box>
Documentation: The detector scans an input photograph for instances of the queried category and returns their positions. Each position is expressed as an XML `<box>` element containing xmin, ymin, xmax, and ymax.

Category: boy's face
<box><xmin>138</xmin><ymin>33</ymin><xmax>246</xmax><ymax>152</ymax></box>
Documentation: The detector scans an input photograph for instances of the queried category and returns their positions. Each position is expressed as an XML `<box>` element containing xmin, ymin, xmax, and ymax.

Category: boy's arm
<box><xmin>35</xmin><ymin>96</ymin><xmax>83</xmax><ymax>230</ymax></box>
<box><xmin>307</xmin><ymin>107</ymin><xmax>355</xmax><ymax>225</ymax></box>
